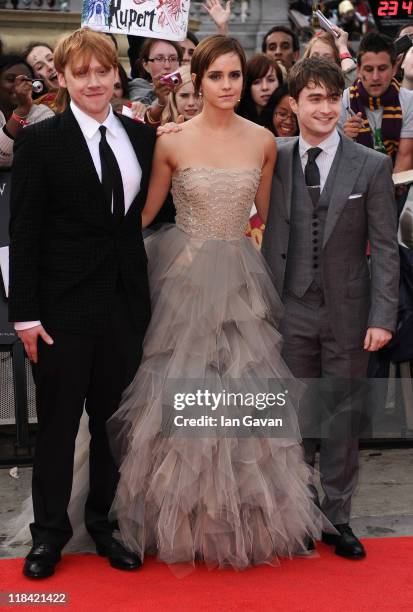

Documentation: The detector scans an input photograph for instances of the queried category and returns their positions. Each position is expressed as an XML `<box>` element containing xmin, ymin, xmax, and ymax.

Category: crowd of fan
<box><xmin>1</xmin><ymin>2</ymin><xmax>413</xmax><ymax>178</ymax></box>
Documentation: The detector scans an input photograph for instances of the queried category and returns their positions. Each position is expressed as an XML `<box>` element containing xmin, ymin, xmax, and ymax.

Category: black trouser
<box><xmin>30</xmin><ymin>292</ymin><xmax>146</xmax><ymax>550</ymax></box>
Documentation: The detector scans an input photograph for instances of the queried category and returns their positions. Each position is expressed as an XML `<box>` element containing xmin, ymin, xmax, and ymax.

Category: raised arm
<box><xmin>203</xmin><ymin>0</ymin><xmax>232</xmax><ymax>36</ymax></box>
<box><xmin>254</xmin><ymin>131</ymin><xmax>277</xmax><ymax>224</ymax></box>
<box><xmin>141</xmin><ymin>135</ymin><xmax>175</xmax><ymax>228</ymax></box>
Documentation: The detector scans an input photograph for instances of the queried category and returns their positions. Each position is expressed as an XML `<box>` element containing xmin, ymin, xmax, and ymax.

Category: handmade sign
<box><xmin>81</xmin><ymin>0</ymin><xmax>190</xmax><ymax>41</ymax></box>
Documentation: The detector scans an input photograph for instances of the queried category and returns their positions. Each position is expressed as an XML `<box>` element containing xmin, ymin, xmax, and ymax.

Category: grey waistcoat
<box><xmin>284</xmin><ymin>143</ymin><xmax>342</xmax><ymax>297</ymax></box>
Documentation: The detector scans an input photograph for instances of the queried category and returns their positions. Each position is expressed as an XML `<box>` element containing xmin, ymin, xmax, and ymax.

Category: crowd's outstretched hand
<box><xmin>130</xmin><ymin>101</ymin><xmax>147</xmax><ymax>122</ymax></box>
<box><xmin>330</xmin><ymin>25</ymin><xmax>357</xmax><ymax>73</ymax></box>
<box><xmin>343</xmin><ymin>112</ymin><xmax>363</xmax><ymax>140</ymax></box>
<box><xmin>12</xmin><ymin>75</ymin><xmax>34</xmax><ymax>118</ymax></box>
<box><xmin>203</xmin><ymin>0</ymin><xmax>232</xmax><ymax>35</ymax></box>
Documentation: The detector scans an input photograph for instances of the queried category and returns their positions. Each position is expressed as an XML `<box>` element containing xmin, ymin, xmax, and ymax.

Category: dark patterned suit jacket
<box><xmin>8</xmin><ymin>107</ymin><xmax>156</xmax><ymax>334</ymax></box>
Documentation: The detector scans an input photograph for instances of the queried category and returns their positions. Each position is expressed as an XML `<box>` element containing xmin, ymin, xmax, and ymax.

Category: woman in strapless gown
<box><xmin>106</xmin><ymin>36</ymin><xmax>330</xmax><ymax>569</ymax></box>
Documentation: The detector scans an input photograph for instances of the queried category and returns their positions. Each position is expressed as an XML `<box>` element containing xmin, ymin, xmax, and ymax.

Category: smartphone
<box><xmin>394</xmin><ymin>34</ymin><xmax>413</xmax><ymax>56</ymax></box>
<box><xmin>314</xmin><ymin>10</ymin><xmax>340</xmax><ymax>39</ymax></box>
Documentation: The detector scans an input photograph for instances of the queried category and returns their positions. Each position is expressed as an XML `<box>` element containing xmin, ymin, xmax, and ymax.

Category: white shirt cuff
<box><xmin>14</xmin><ymin>321</ymin><xmax>41</xmax><ymax>331</ymax></box>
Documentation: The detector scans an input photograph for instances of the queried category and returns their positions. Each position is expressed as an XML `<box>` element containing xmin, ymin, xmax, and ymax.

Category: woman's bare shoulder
<box><xmin>154</xmin><ymin>121</ymin><xmax>199</xmax><ymax>168</ymax></box>
<box><xmin>157</xmin><ymin>119</ymin><xmax>197</xmax><ymax>146</ymax></box>
<box><xmin>261</xmin><ymin>126</ymin><xmax>277</xmax><ymax>151</ymax></box>
<box><xmin>238</xmin><ymin>116</ymin><xmax>275</xmax><ymax>142</ymax></box>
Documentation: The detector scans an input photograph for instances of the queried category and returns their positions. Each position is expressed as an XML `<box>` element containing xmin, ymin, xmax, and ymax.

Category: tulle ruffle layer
<box><xmin>108</xmin><ymin>227</ymin><xmax>328</xmax><ymax>569</ymax></box>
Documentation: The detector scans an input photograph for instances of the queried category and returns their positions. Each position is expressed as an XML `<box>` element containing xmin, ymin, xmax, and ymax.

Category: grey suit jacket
<box><xmin>262</xmin><ymin>134</ymin><xmax>400</xmax><ymax>351</ymax></box>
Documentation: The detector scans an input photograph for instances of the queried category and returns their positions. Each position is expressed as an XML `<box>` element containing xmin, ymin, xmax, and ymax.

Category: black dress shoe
<box><xmin>23</xmin><ymin>544</ymin><xmax>62</xmax><ymax>579</ymax></box>
<box><xmin>96</xmin><ymin>539</ymin><xmax>142</xmax><ymax>571</ymax></box>
<box><xmin>322</xmin><ymin>524</ymin><xmax>366</xmax><ymax>559</ymax></box>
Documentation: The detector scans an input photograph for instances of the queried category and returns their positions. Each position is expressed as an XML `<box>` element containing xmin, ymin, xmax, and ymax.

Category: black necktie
<box><xmin>99</xmin><ymin>125</ymin><xmax>125</xmax><ymax>224</ymax></box>
<box><xmin>305</xmin><ymin>147</ymin><xmax>322</xmax><ymax>205</ymax></box>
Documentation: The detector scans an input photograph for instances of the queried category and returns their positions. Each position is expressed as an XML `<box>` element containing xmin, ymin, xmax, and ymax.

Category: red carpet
<box><xmin>1</xmin><ymin>538</ymin><xmax>413</xmax><ymax>611</ymax></box>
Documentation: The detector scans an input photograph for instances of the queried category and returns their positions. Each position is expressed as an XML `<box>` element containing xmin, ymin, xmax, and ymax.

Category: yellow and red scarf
<box><xmin>349</xmin><ymin>78</ymin><xmax>402</xmax><ymax>161</ymax></box>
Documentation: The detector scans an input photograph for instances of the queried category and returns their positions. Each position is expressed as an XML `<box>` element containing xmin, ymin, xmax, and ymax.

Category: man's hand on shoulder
<box><xmin>157</xmin><ymin>119</ymin><xmax>184</xmax><ymax>137</ymax></box>
<box><xmin>17</xmin><ymin>325</ymin><xmax>54</xmax><ymax>363</ymax></box>
<box><xmin>363</xmin><ymin>327</ymin><xmax>392</xmax><ymax>352</ymax></box>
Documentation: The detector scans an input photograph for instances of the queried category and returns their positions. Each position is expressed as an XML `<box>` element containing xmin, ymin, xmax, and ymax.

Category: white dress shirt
<box><xmin>15</xmin><ymin>101</ymin><xmax>142</xmax><ymax>331</ymax></box>
<box><xmin>299</xmin><ymin>129</ymin><xmax>340</xmax><ymax>193</ymax></box>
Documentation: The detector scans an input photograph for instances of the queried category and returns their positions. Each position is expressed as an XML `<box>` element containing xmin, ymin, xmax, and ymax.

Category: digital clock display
<box><xmin>370</xmin><ymin>0</ymin><xmax>413</xmax><ymax>36</ymax></box>
<box><xmin>377</xmin><ymin>1</ymin><xmax>413</xmax><ymax>15</ymax></box>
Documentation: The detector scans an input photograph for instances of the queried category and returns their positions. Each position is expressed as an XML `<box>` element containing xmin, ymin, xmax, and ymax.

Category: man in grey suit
<box><xmin>262</xmin><ymin>58</ymin><xmax>400</xmax><ymax>559</ymax></box>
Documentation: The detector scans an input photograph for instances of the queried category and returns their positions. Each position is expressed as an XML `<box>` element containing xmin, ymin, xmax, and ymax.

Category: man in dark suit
<box><xmin>8</xmin><ymin>29</ymin><xmax>156</xmax><ymax>578</ymax></box>
<box><xmin>262</xmin><ymin>58</ymin><xmax>400</xmax><ymax>559</ymax></box>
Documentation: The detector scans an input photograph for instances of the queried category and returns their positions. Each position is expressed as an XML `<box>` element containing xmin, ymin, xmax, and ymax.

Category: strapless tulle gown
<box><xmin>107</xmin><ymin>167</ymin><xmax>328</xmax><ymax>569</ymax></box>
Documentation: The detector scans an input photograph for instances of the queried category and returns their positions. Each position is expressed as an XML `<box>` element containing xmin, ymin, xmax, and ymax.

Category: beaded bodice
<box><xmin>171</xmin><ymin>167</ymin><xmax>261</xmax><ymax>240</ymax></box>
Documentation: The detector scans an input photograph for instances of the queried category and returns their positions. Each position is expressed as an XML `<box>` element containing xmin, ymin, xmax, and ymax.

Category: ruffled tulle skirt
<box><xmin>108</xmin><ymin>226</ymin><xmax>329</xmax><ymax>569</ymax></box>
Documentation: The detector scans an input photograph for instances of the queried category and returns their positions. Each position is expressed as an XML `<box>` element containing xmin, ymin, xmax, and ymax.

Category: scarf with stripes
<box><xmin>349</xmin><ymin>78</ymin><xmax>402</xmax><ymax>161</ymax></box>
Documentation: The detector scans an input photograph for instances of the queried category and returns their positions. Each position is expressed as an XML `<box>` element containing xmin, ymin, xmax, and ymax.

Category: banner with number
<box><xmin>370</xmin><ymin>1</ymin><xmax>413</xmax><ymax>36</ymax></box>
<box><xmin>81</xmin><ymin>0</ymin><xmax>191</xmax><ymax>41</ymax></box>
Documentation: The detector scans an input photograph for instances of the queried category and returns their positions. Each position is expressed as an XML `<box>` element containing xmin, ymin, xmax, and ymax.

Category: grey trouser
<box><xmin>280</xmin><ymin>287</ymin><xmax>369</xmax><ymax>524</ymax></box>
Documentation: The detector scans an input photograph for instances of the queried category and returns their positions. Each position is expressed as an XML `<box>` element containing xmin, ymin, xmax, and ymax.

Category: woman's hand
<box><xmin>203</xmin><ymin>0</ymin><xmax>232</xmax><ymax>35</ymax></box>
<box><xmin>13</xmin><ymin>75</ymin><xmax>33</xmax><ymax>117</ymax></box>
<box><xmin>131</xmin><ymin>101</ymin><xmax>148</xmax><ymax>122</ymax></box>
<box><xmin>331</xmin><ymin>25</ymin><xmax>350</xmax><ymax>54</ymax></box>
<box><xmin>152</xmin><ymin>75</ymin><xmax>174</xmax><ymax>107</ymax></box>
<box><xmin>331</xmin><ymin>26</ymin><xmax>356</xmax><ymax>72</ymax></box>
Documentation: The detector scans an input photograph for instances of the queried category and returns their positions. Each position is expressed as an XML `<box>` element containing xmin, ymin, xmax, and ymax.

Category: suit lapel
<box><xmin>116</xmin><ymin>113</ymin><xmax>147</xmax><ymax>175</ymax></box>
<box><xmin>60</xmin><ymin>108</ymin><xmax>113</xmax><ymax>228</ymax></box>
<box><xmin>275</xmin><ymin>137</ymin><xmax>297</xmax><ymax>220</ymax></box>
<box><xmin>322</xmin><ymin>135</ymin><xmax>365</xmax><ymax>249</ymax></box>
<box><xmin>115</xmin><ymin>113</ymin><xmax>150</xmax><ymax>220</ymax></box>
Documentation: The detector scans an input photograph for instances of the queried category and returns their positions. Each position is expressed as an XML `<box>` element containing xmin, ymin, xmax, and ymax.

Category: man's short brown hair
<box><xmin>288</xmin><ymin>57</ymin><xmax>345</xmax><ymax>101</ymax></box>
<box><xmin>54</xmin><ymin>28</ymin><xmax>118</xmax><ymax>75</ymax></box>
<box><xmin>357</xmin><ymin>31</ymin><xmax>396</xmax><ymax>66</ymax></box>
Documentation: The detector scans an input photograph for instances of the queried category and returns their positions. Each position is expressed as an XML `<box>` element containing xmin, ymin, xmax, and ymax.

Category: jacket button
<box><xmin>281</xmin><ymin>254</ymin><xmax>286</xmax><ymax>259</ymax></box>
